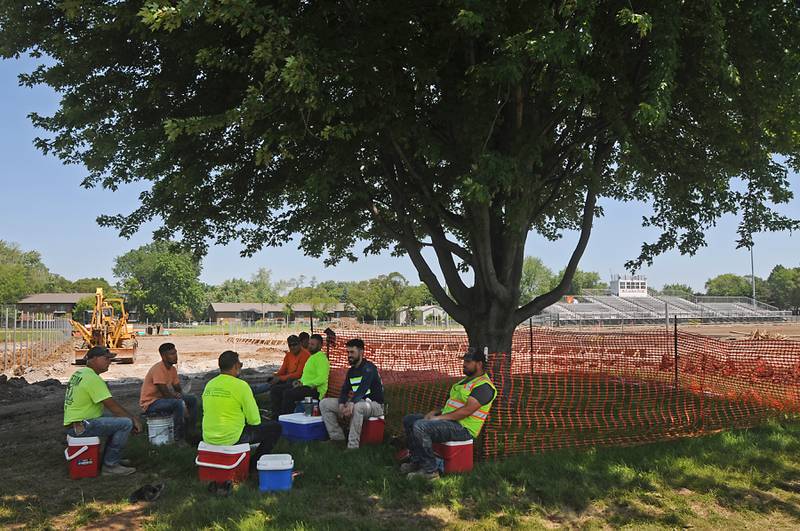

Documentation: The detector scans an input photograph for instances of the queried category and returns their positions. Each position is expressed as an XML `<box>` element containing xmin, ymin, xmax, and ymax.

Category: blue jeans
<box><xmin>65</xmin><ymin>416</ymin><xmax>132</xmax><ymax>466</ymax></box>
<box><xmin>403</xmin><ymin>413</ymin><xmax>472</xmax><ymax>473</ymax></box>
<box><xmin>145</xmin><ymin>395</ymin><xmax>198</xmax><ymax>439</ymax></box>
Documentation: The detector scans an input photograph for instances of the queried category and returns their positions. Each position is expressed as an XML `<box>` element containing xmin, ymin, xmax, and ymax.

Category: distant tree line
<box><xmin>3</xmin><ymin>240</ymin><xmax>797</xmax><ymax>320</ymax></box>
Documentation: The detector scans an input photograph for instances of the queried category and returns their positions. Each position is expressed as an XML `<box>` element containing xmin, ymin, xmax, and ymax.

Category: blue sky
<box><xmin>1</xmin><ymin>56</ymin><xmax>798</xmax><ymax>292</ymax></box>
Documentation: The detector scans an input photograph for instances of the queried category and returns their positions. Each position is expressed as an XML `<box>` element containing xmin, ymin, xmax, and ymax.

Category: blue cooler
<box><xmin>257</xmin><ymin>454</ymin><xmax>294</xmax><ymax>492</ymax></box>
<box><xmin>278</xmin><ymin>413</ymin><xmax>328</xmax><ymax>442</ymax></box>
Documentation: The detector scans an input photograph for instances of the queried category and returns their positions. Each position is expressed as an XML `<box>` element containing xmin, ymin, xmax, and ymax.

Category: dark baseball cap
<box><xmin>86</xmin><ymin>346</ymin><xmax>116</xmax><ymax>359</ymax></box>
<box><xmin>463</xmin><ymin>348</ymin><xmax>486</xmax><ymax>363</ymax></box>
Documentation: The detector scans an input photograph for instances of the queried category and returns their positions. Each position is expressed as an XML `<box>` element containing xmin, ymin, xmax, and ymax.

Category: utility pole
<box><xmin>750</xmin><ymin>245</ymin><xmax>756</xmax><ymax>305</ymax></box>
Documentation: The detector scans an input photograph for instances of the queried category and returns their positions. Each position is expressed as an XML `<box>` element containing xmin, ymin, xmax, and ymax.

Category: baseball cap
<box><xmin>86</xmin><ymin>346</ymin><xmax>116</xmax><ymax>360</ymax></box>
<box><xmin>463</xmin><ymin>348</ymin><xmax>486</xmax><ymax>363</ymax></box>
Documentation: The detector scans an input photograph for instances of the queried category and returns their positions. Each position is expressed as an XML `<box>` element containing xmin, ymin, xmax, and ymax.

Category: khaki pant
<box><xmin>319</xmin><ymin>397</ymin><xmax>384</xmax><ymax>448</ymax></box>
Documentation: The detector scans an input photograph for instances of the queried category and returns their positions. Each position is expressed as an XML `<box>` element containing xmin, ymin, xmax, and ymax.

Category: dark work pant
<box><xmin>269</xmin><ymin>381</ymin><xmax>294</xmax><ymax>416</ymax></box>
<box><xmin>279</xmin><ymin>385</ymin><xmax>319</xmax><ymax>415</ymax></box>
<box><xmin>237</xmin><ymin>421</ymin><xmax>283</xmax><ymax>467</ymax></box>
<box><xmin>402</xmin><ymin>413</ymin><xmax>472</xmax><ymax>473</ymax></box>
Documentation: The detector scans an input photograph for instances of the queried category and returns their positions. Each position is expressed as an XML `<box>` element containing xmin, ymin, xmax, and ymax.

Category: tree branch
<box><xmin>514</xmin><ymin>142</ymin><xmax>613</xmax><ymax>324</ymax></box>
<box><xmin>470</xmin><ymin>202</ymin><xmax>512</xmax><ymax>302</ymax></box>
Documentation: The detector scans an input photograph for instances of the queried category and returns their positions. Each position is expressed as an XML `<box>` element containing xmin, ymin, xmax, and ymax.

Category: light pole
<box><xmin>750</xmin><ymin>244</ymin><xmax>756</xmax><ymax>305</ymax></box>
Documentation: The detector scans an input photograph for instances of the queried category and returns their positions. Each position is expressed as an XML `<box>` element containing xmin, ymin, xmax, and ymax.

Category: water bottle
<box><xmin>303</xmin><ymin>396</ymin><xmax>313</xmax><ymax>416</ymax></box>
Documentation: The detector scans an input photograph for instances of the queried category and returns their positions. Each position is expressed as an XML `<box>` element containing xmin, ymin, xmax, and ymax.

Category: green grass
<box><xmin>3</xmin><ymin>417</ymin><xmax>800</xmax><ymax>530</ymax></box>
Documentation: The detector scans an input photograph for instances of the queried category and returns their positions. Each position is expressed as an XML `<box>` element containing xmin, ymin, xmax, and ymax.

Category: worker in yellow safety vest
<box><xmin>401</xmin><ymin>348</ymin><xmax>497</xmax><ymax>480</ymax></box>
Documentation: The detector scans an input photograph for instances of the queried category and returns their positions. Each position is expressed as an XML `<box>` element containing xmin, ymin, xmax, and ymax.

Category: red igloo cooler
<box><xmin>195</xmin><ymin>442</ymin><xmax>251</xmax><ymax>483</ymax></box>
<box><xmin>432</xmin><ymin>439</ymin><xmax>474</xmax><ymax>474</ymax></box>
<box><xmin>65</xmin><ymin>435</ymin><xmax>101</xmax><ymax>479</ymax></box>
<box><xmin>360</xmin><ymin>416</ymin><xmax>385</xmax><ymax>445</ymax></box>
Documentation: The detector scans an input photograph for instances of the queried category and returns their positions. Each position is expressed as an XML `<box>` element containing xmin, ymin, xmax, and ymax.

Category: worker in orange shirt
<box><xmin>258</xmin><ymin>335</ymin><xmax>310</xmax><ymax>416</ymax></box>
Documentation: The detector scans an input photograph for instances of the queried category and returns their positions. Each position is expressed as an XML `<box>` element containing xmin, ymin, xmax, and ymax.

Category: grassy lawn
<box><xmin>3</xmin><ymin>416</ymin><xmax>800</xmax><ymax>529</ymax></box>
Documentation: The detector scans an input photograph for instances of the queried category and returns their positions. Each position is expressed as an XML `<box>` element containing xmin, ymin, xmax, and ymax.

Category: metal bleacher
<box><xmin>537</xmin><ymin>275</ymin><xmax>789</xmax><ymax>325</ymax></box>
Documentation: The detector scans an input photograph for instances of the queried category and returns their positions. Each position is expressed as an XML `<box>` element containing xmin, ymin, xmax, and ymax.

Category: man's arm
<box><xmin>241</xmin><ymin>386</ymin><xmax>262</xmax><ymax>426</ymax></box>
<box><xmin>433</xmin><ymin>397</ymin><xmax>481</xmax><ymax>422</ymax></box>
<box><xmin>339</xmin><ymin>374</ymin><xmax>352</xmax><ymax>405</ymax></box>
<box><xmin>302</xmin><ymin>356</ymin><xmax>329</xmax><ymax>389</ymax></box>
<box><xmin>349</xmin><ymin>366</ymin><xmax>376</xmax><ymax>403</ymax></box>
<box><xmin>156</xmin><ymin>383</ymin><xmax>180</xmax><ymax>399</ymax></box>
<box><xmin>102</xmin><ymin>397</ymin><xmax>143</xmax><ymax>433</ymax></box>
<box><xmin>433</xmin><ymin>383</ymin><xmax>495</xmax><ymax>422</ymax></box>
<box><xmin>285</xmin><ymin>351</ymin><xmax>309</xmax><ymax>381</ymax></box>
<box><xmin>275</xmin><ymin>354</ymin><xmax>290</xmax><ymax>381</ymax></box>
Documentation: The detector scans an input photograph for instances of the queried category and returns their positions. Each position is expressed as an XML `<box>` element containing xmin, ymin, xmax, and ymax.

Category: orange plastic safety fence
<box><xmin>318</xmin><ymin>327</ymin><xmax>800</xmax><ymax>459</ymax></box>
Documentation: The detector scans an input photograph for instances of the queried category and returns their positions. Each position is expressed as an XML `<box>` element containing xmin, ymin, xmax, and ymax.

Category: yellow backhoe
<box><xmin>70</xmin><ymin>288</ymin><xmax>138</xmax><ymax>364</ymax></box>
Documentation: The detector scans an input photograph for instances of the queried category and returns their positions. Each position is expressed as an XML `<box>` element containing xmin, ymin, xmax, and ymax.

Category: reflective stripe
<box><xmin>445</xmin><ymin>398</ymin><xmax>465</xmax><ymax>409</ymax></box>
<box><xmin>349</xmin><ymin>377</ymin><xmax>370</xmax><ymax>395</ymax></box>
<box><xmin>470</xmin><ymin>410</ymin><xmax>488</xmax><ymax>420</ymax></box>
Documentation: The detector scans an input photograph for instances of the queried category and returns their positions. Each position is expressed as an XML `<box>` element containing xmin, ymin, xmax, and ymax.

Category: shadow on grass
<box><xmin>2</xmin><ymin>418</ymin><xmax>800</xmax><ymax>529</ymax></box>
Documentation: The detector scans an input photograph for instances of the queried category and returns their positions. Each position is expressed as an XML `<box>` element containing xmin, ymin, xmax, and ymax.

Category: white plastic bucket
<box><xmin>147</xmin><ymin>416</ymin><xmax>174</xmax><ymax>446</ymax></box>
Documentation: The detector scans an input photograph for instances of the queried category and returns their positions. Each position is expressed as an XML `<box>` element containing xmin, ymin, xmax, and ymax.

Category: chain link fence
<box><xmin>1</xmin><ymin>306</ymin><xmax>73</xmax><ymax>373</ymax></box>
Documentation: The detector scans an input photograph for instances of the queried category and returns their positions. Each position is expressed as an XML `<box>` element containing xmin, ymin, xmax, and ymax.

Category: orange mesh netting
<box><xmin>307</xmin><ymin>327</ymin><xmax>800</xmax><ymax>459</ymax></box>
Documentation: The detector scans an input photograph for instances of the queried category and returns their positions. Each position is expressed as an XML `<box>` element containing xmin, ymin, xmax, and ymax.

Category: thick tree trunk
<box><xmin>461</xmin><ymin>297</ymin><xmax>516</xmax><ymax>408</ymax></box>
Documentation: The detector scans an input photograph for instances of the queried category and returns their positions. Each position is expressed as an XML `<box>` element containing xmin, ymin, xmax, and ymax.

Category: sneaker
<box><xmin>102</xmin><ymin>463</ymin><xmax>136</xmax><ymax>476</ymax></box>
<box><xmin>406</xmin><ymin>469</ymin><xmax>439</xmax><ymax>480</ymax></box>
<box><xmin>118</xmin><ymin>458</ymin><xmax>133</xmax><ymax>467</ymax></box>
<box><xmin>399</xmin><ymin>462</ymin><xmax>420</xmax><ymax>474</ymax></box>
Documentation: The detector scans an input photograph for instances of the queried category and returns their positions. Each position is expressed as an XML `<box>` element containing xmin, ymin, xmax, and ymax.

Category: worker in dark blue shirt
<box><xmin>319</xmin><ymin>338</ymin><xmax>384</xmax><ymax>449</ymax></box>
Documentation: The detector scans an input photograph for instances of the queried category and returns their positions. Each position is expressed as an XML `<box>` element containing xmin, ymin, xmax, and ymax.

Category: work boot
<box><xmin>406</xmin><ymin>469</ymin><xmax>439</xmax><ymax>480</ymax></box>
<box><xmin>399</xmin><ymin>462</ymin><xmax>420</xmax><ymax>474</ymax></box>
<box><xmin>102</xmin><ymin>463</ymin><xmax>136</xmax><ymax>476</ymax></box>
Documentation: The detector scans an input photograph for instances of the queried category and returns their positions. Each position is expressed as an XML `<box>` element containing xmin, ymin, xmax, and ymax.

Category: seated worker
<box><xmin>64</xmin><ymin>346</ymin><xmax>142</xmax><ymax>476</ymax></box>
<box><xmin>139</xmin><ymin>342</ymin><xmax>199</xmax><ymax>441</ymax></box>
<box><xmin>298</xmin><ymin>331</ymin><xmax>310</xmax><ymax>351</ymax></box>
<box><xmin>401</xmin><ymin>348</ymin><xmax>497</xmax><ymax>480</ymax></box>
<box><xmin>202</xmin><ymin>350</ymin><xmax>282</xmax><ymax>465</ymax></box>
<box><xmin>264</xmin><ymin>335</ymin><xmax>310</xmax><ymax>411</ymax></box>
<box><xmin>319</xmin><ymin>338</ymin><xmax>384</xmax><ymax>449</ymax></box>
<box><xmin>277</xmin><ymin>333</ymin><xmax>330</xmax><ymax>415</ymax></box>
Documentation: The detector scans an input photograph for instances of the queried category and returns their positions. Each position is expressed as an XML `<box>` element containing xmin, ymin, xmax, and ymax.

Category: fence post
<box><xmin>3</xmin><ymin>308</ymin><xmax>7</xmax><ymax>372</ymax></box>
<box><xmin>528</xmin><ymin>318</ymin><xmax>533</xmax><ymax>354</ymax></box>
<box><xmin>673</xmin><ymin>316</ymin><xmax>679</xmax><ymax>391</ymax></box>
<box><xmin>24</xmin><ymin>311</ymin><xmax>29</xmax><ymax>368</ymax></box>
<box><xmin>12</xmin><ymin>308</ymin><xmax>17</xmax><ymax>368</ymax></box>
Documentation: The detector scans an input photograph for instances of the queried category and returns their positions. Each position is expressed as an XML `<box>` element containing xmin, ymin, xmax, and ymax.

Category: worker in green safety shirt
<box><xmin>202</xmin><ymin>351</ymin><xmax>282</xmax><ymax>468</ymax></box>
<box><xmin>276</xmin><ymin>333</ymin><xmax>330</xmax><ymax>415</ymax></box>
<box><xmin>401</xmin><ymin>348</ymin><xmax>496</xmax><ymax>480</ymax></box>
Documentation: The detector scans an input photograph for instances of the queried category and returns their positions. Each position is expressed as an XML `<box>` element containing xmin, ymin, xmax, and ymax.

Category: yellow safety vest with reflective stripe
<box><xmin>440</xmin><ymin>373</ymin><xmax>496</xmax><ymax>438</ymax></box>
<box><xmin>349</xmin><ymin>375</ymin><xmax>371</xmax><ymax>398</ymax></box>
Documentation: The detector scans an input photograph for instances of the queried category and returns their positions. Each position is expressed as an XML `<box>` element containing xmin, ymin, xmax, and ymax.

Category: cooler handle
<box><xmin>65</xmin><ymin>445</ymin><xmax>88</xmax><ymax>461</ymax></box>
<box><xmin>195</xmin><ymin>452</ymin><xmax>247</xmax><ymax>470</ymax></box>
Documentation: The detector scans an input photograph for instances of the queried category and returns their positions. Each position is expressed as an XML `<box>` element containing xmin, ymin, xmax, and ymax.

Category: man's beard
<box><xmin>348</xmin><ymin>356</ymin><xmax>360</xmax><ymax>366</ymax></box>
<box><xmin>463</xmin><ymin>368</ymin><xmax>476</xmax><ymax>377</ymax></box>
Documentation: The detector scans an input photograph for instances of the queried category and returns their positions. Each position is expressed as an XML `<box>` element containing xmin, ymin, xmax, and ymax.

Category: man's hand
<box><xmin>423</xmin><ymin>410</ymin><xmax>439</xmax><ymax>420</ymax></box>
<box><xmin>265</xmin><ymin>375</ymin><xmax>276</xmax><ymax>384</ymax></box>
<box><xmin>132</xmin><ymin>416</ymin><xmax>143</xmax><ymax>434</ymax></box>
<box><xmin>292</xmin><ymin>380</ymin><xmax>301</xmax><ymax>388</ymax></box>
<box><xmin>341</xmin><ymin>402</ymin><xmax>354</xmax><ymax>418</ymax></box>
